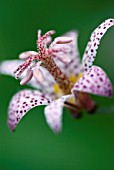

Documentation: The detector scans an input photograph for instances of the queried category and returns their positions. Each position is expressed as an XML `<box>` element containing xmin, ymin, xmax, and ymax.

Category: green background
<box><xmin>0</xmin><ymin>0</ymin><xmax>114</xmax><ymax>169</ymax></box>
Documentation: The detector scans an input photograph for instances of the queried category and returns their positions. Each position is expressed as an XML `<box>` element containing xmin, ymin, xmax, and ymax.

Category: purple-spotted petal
<box><xmin>0</xmin><ymin>60</ymin><xmax>23</xmax><ymax>77</ymax></box>
<box><xmin>8</xmin><ymin>89</ymin><xmax>52</xmax><ymax>131</ymax></box>
<box><xmin>54</xmin><ymin>31</ymin><xmax>81</xmax><ymax>76</ymax></box>
<box><xmin>44</xmin><ymin>95</ymin><xmax>71</xmax><ymax>133</ymax></box>
<box><xmin>0</xmin><ymin>60</ymin><xmax>43</xmax><ymax>90</ymax></box>
<box><xmin>0</xmin><ymin>60</ymin><xmax>56</xmax><ymax>98</ymax></box>
<box><xmin>72</xmin><ymin>66</ymin><xmax>112</xmax><ymax>97</ymax></box>
<box><xmin>82</xmin><ymin>19</ymin><xmax>114</xmax><ymax>72</ymax></box>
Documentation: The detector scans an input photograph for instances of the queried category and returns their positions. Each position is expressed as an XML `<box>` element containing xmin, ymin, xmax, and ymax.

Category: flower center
<box><xmin>53</xmin><ymin>73</ymin><xmax>83</xmax><ymax>98</ymax></box>
<box><xmin>41</xmin><ymin>56</ymin><xmax>72</xmax><ymax>95</ymax></box>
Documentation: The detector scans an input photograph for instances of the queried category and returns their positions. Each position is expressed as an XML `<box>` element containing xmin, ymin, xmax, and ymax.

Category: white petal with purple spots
<box><xmin>0</xmin><ymin>60</ymin><xmax>23</xmax><ymax>77</ymax></box>
<box><xmin>72</xmin><ymin>66</ymin><xmax>112</xmax><ymax>97</ymax></box>
<box><xmin>8</xmin><ymin>89</ymin><xmax>52</xmax><ymax>131</ymax></box>
<box><xmin>82</xmin><ymin>19</ymin><xmax>114</xmax><ymax>72</ymax></box>
<box><xmin>44</xmin><ymin>95</ymin><xmax>71</xmax><ymax>133</ymax></box>
<box><xmin>0</xmin><ymin>60</ymin><xmax>56</xmax><ymax>98</ymax></box>
<box><xmin>0</xmin><ymin>60</ymin><xmax>44</xmax><ymax>90</ymax></box>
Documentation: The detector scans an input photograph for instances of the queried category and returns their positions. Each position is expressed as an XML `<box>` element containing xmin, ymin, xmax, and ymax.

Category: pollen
<box><xmin>53</xmin><ymin>83</ymin><xmax>65</xmax><ymax>98</ymax></box>
<box><xmin>69</xmin><ymin>73</ymin><xmax>83</xmax><ymax>84</ymax></box>
<box><xmin>54</xmin><ymin>83</ymin><xmax>61</xmax><ymax>94</ymax></box>
<box><xmin>68</xmin><ymin>96</ymin><xmax>76</xmax><ymax>104</ymax></box>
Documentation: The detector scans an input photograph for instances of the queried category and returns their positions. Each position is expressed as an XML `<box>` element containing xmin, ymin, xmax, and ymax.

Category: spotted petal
<box><xmin>82</xmin><ymin>19</ymin><xmax>114</xmax><ymax>72</ymax></box>
<box><xmin>8</xmin><ymin>89</ymin><xmax>52</xmax><ymax>131</ymax></box>
<box><xmin>54</xmin><ymin>31</ymin><xmax>81</xmax><ymax>77</ymax></box>
<box><xmin>0</xmin><ymin>60</ymin><xmax>56</xmax><ymax>98</ymax></box>
<box><xmin>72</xmin><ymin>66</ymin><xmax>112</xmax><ymax>97</ymax></box>
<box><xmin>44</xmin><ymin>95</ymin><xmax>71</xmax><ymax>133</ymax></box>
<box><xmin>0</xmin><ymin>60</ymin><xmax>23</xmax><ymax>77</ymax></box>
<box><xmin>0</xmin><ymin>60</ymin><xmax>43</xmax><ymax>89</ymax></box>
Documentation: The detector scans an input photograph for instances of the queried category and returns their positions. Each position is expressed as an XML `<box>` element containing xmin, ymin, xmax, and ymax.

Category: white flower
<box><xmin>0</xmin><ymin>19</ymin><xmax>113</xmax><ymax>133</ymax></box>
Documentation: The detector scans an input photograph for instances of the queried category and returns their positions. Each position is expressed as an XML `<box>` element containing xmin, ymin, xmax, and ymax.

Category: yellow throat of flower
<box><xmin>53</xmin><ymin>73</ymin><xmax>83</xmax><ymax>98</ymax></box>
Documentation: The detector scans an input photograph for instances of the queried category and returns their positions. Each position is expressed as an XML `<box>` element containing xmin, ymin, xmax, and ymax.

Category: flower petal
<box><xmin>44</xmin><ymin>95</ymin><xmax>71</xmax><ymax>133</ymax></box>
<box><xmin>72</xmin><ymin>66</ymin><xmax>112</xmax><ymax>97</ymax></box>
<box><xmin>0</xmin><ymin>60</ymin><xmax>43</xmax><ymax>89</ymax></box>
<box><xmin>82</xmin><ymin>18</ymin><xmax>114</xmax><ymax>72</ymax></box>
<box><xmin>0</xmin><ymin>60</ymin><xmax>56</xmax><ymax>98</ymax></box>
<box><xmin>54</xmin><ymin>31</ymin><xmax>81</xmax><ymax>76</ymax></box>
<box><xmin>39</xmin><ymin>66</ymin><xmax>56</xmax><ymax>98</ymax></box>
<box><xmin>0</xmin><ymin>60</ymin><xmax>23</xmax><ymax>77</ymax></box>
<box><xmin>8</xmin><ymin>89</ymin><xmax>52</xmax><ymax>131</ymax></box>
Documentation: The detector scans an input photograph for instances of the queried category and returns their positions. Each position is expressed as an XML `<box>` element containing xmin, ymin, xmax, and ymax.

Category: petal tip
<box><xmin>53</xmin><ymin>125</ymin><xmax>62</xmax><ymax>134</ymax></box>
<box><xmin>8</xmin><ymin>122</ymin><xmax>16</xmax><ymax>132</ymax></box>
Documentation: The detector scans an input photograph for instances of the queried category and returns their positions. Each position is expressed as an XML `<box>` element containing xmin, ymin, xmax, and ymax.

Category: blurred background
<box><xmin>0</xmin><ymin>0</ymin><xmax>114</xmax><ymax>169</ymax></box>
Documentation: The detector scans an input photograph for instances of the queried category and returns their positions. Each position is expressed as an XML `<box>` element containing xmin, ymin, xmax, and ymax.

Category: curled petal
<box><xmin>82</xmin><ymin>18</ymin><xmax>114</xmax><ymax>72</ymax></box>
<box><xmin>44</xmin><ymin>95</ymin><xmax>71</xmax><ymax>133</ymax></box>
<box><xmin>20</xmin><ymin>69</ymin><xmax>33</xmax><ymax>85</ymax></box>
<box><xmin>19</xmin><ymin>51</ymin><xmax>38</xmax><ymax>60</ymax></box>
<box><xmin>72</xmin><ymin>66</ymin><xmax>113</xmax><ymax>97</ymax></box>
<box><xmin>8</xmin><ymin>89</ymin><xmax>52</xmax><ymax>131</ymax></box>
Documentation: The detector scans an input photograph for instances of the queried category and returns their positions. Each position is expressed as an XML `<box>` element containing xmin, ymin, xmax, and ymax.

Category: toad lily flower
<box><xmin>0</xmin><ymin>18</ymin><xmax>113</xmax><ymax>133</ymax></box>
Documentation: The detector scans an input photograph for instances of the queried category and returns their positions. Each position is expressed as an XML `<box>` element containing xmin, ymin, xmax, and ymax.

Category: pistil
<box><xmin>41</xmin><ymin>56</ymin><xmax>72</xmax><ymax>94</ymax></box>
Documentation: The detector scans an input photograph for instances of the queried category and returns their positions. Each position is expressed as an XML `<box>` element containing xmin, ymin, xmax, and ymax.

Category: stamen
<box><xmin>33</xmin><ymin>62</ymin><xmax>44</xmax><ymax>83</ymax></box>
<box><xmin>45</xmin><ymin>36</ymin><xmax>52</xmax><ymax>45</ymax></box>
<box><xmin>65</xmin><ymin>101</ymin><xmax>81</xmax><ymax>118</ymax></box>
<box><xmin>77</xmin><ymin>92</ymin><xmax>96</xmax><ymax>112</ymax></box>
<box><xmin>42</xmin><ymin>30</ymin><xmax>55</xmax><ymax>40</ymax></box>
<box><xmin>47</xmin><ymin>48</ymin><xmax>71</xmax><ymax>64</ymax></box>
<box><xmin>19</xmin><ymin>51</ymin><xmax>38</xmax><ymax>60</ymax></box>
<box><xmin>65</xmin><ymin>101</ymin><xmax>80</xmax><ymax>110</ymax></box>
<box><xmin>14</xmin><ymin>55</ymin><xmax>40</xmax><ymax>78</ymax></box>
<box><xmin>15</xmin><ymin>30</ymin><xmax>73</xmax><ymax>95</ymax></box>
<box><xmin>20</xmin><ymin>69</ymin><xmax>33</xmax><ymax>85</ymax></box>
<box><xmin>41</xmin><ymin>57</ymin><xmax>72</xmax><ymax>94</ymax></box>
<box><xmin>33</xmin><ymin>68</ymin><xmax>44</xmax><ymax>83</ymax></box>
<box><xmin>37</xmin><ymin>30</ymin><xmax>55</xmax><ymax>56</ymax></box>
<box><xmin>38</xmin><ymin>29</ymin><xmax>41</xmax><ymax>39</ymax></box>
<box><xmin>54</xmin><ymin>37</ymin><xmax>73</xmax><ymax>44</ymax></box>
